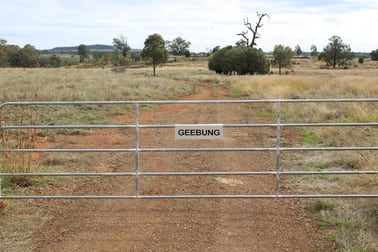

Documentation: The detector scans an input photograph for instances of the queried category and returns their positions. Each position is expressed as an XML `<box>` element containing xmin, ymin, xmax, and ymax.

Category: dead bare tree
<box><xmin>237</xmin><ymin>12</ymin><xmax>269</xmax><ymax>48</ymax></box>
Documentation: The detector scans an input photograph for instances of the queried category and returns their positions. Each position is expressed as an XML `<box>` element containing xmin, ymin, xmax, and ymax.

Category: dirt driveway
<box><xmin>4</xmin><ymin>87</ymin><xmax>335</xmax><ymax>251</ymax></box>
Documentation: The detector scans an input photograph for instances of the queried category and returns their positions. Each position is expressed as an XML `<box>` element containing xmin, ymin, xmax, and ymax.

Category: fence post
<box><xmin>275</xmin><ymin>101</ymin><xmax>281</xmax><ymax>197</ymax></box>
<box><xmin>0</xmin><ymin>115</ymin><xmax>3</xmax><ymax>198</ymax></box>
<box><xmin>135</xmin><ymin>103</ymin><xmax>140</xmax><ymax>198</ymax></box>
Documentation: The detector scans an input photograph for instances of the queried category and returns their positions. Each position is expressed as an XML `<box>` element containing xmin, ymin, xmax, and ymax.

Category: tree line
<box><xmin>209</xmin><ymin>34</ymin><xmax>362</xmax><ymax>75</ymax></box>
<box><xmin>1</xmin><ymin>12</ymin><xmax>378</xmax><ymax>76</ymax></box>
<box><xmin>209</xmin><ymin>13</ymin><xmax>377</xmax><ymax>75</ymax></box>
<box><xmin>0</xmin><ymin>35</ymin><xmax>190</xmax><ymax>74</ymax></box>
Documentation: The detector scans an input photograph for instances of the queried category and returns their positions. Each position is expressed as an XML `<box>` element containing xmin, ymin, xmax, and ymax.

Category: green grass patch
<box><xmin>300</xmin><ymin>128</ymin><xmax>322</xmax><ymax>145</ymax></box>
<box><xmin>324</xmin><ymin>234</ymin><xmax>337</xmax><ymax>242</ymax></box>
<box><xmin>0</xmin><ymin>165</ymin><xmax>63</xmax><ymax>192</ymax></box>
<box><xmin>315</xmin><ymin>200</ymin><xmax>338</xmax><ymax>211</ymax></box>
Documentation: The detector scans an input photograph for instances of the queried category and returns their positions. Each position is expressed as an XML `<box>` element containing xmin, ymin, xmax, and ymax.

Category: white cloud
<box><xmin>0</xmin><ymin>0</ymin><xmax>377</xmax><ymax>52</ymax></box>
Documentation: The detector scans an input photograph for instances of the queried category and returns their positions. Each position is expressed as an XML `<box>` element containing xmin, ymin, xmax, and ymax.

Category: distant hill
<box><xmin>48</xmin><ymin>44</ymin><xmax>115</xmax><ymax>53</ymax></box>
<box><xmin>43</xmin><ymin>44</ymin><xmax>143</xmax><ymax>54</ymax></box>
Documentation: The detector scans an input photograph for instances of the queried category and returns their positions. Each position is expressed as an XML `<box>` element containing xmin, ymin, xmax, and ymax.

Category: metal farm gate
<box><xmin>1</xmin><ymin>99</ymin><xmax>377</xmax><ymax>199</ymax></box>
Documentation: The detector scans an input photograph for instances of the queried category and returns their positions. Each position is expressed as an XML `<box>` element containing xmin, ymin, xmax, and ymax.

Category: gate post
<box><xmin>275</xmin><ymin>101</ymin><xmax>281</xmax><ymax>197</ymax></box>
<box><xmin>135</xmin><ymin>103</ymin><xmax>140</xmax><ymax>198</ymax></box>
<box><xmin>0</xmin><ymin>115</ymin><xmax>3</xmax><ymax>198</ymax></box>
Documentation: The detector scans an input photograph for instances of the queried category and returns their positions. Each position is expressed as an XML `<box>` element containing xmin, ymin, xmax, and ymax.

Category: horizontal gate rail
<box><xmin>3</xmin><ymin>146</ymin><xmax>378</xmax><ymax>153</ymax></box>
<box><xmin>1</xmin><ymin>98</ymin><xmax>377</xmax><ymax>108</ymax></box>
<box><xmin>1</xmin><ymin>98</ymin><xmax>377</xmax><ymax>199</ymax></box>
<box><xmin>2</xmin><ymin>122</ymin><xmax>378</xmax><ymax>130</ymax></box>
<box><xmin>1</xmin><ymin>170</ymin><xmax>377</xmax><ymax>177</ymax></box>
<box><xmin>3</xmin><ymin>194</ymin><xmax>378</xmax><ymax>200</ymax></box>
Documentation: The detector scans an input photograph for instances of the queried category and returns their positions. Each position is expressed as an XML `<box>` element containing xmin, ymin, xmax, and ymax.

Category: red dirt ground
<box><xmin>1</xmin><ymin>86</ymin><xmax>335</xmax><ymax>251</ymax></box>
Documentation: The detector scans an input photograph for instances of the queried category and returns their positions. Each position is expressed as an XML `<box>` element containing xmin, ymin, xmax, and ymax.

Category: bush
<box><xmin>8</xmin><ymin>44</ymin><xmax>40</xmax><ymax>67</ymax></box>
<box><xmin>208</xmin><ymin>46</ymin><xmax>270</xmax><ymax>75</ymax></box>
<box><xmin>371</xmin><ymin>49</ymin><xmax>378</xmax><ymax>61</ymax></box>
<box><xmin>39</xmin><ymin>54</ymin><xmax>63</xmax><ymax>68</ymax></box>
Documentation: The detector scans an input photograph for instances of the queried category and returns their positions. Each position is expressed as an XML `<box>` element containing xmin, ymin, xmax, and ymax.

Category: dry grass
<box><xmin>0</xmin><ymin>66</ymin><xmax>198</xmax><ymax>139</ymax></box>
<box><xmin>0</xmin><ymin>67</ymin><xmax>196</xmax><ymax>102</ymax></box>
<box><xmin>228</xmin><ymin>71</ymin><xmax>378</xmax><ymax>100</ymax></box>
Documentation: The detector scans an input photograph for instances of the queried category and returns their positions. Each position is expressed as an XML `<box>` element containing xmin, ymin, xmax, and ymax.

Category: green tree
<box><xmin>141</xmin><ymin>33</ymin><xmax>168</xmax><ymax>76</ymax></box>
<box><xmin>113</xmin><ymin>34</ymin><xmax>131</xmax><ymax>57</ymax></box>
<box><xmin>9</xmin><ymin>44</ymin><xmax>39</xmax><ymax>67</ymax></box>
<box><xmin>168</xmin><ymin>37</ymin><xmax>191</xmax><ymax>56</ymax></box>
<box><xmin>211</xmin><ymin>46</ymin><xmax>221</xmax><ymax>54</ymax></box>
<box><xmin>208</xmin><ymin>46</ymin><xmax>232</xmax><ymax>74</ymax></box>
<box><xmin>371</xmin><ymin>49</ymin><xmax>378</xmax><ymax>61</ymax></box>
<box><xmin>208</xmin><ymin>46</ymin><xmax>269</xmax><ymax>75</ymax></box>
<box><xmin>48</xmin><ymin>54</ymin><xmax>62</xmax><ymax>67</ymax></box>
<box><xmin>294</xmin><ymin>45</ymin><xmax>302</xmax><ymax>56</ymax></box>
<box><xmin>0</xmin><ymin>39</ymin><xmax>8</xmax><ymax>67</ymax></box>
<box><xmin>78</xmin><ymin>44</ymin><xmax>90</xmax><ymax>63</ymax></box>
<box><xmin>272</xmin><ymin>44</ymin><xmax>294</xmax><ymax>75</ymax></box>
<box><xmin>112</xmin><ymin>53</ymin><xmax>131</xmax><ymax>66</ymax></box>
<box><xmin>6</xmin><ymin>44</ymin><xmax>21</xmax><ymax>66</ymax></box>
<box><xmin>310</xmin><ymin>45</ymin><xmax>318</xmax><ymax>58</ymax></box>
<box><xmin>320</xmin><ymin>35</ymin><xmax>354</xmax><ymax>69</ymax></box>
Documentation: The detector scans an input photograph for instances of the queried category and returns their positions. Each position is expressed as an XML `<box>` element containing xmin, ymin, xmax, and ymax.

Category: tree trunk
<box><xmin>332</xmin><ymin>47</ymin><xmax>337</xmax><ymax>69</ymax></box>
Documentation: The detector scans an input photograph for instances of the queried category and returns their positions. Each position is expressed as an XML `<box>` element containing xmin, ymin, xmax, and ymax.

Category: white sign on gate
<box><xmin>175</xmin><ymin>124</ymin><xmax>224</xmax><ymax>140</ymax></box>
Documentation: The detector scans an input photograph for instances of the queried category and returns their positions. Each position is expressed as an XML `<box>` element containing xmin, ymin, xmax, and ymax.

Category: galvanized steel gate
<box><xmin>1</xmin><ymin>99</ymin><xmax>377</xmax><ymax>199</ymax></box>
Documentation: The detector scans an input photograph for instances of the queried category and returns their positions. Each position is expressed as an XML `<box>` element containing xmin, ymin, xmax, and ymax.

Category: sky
<box><xmin>1</xmin><ymin>0</ymin><xmax>377</xmax><ymax>52</ymax></box>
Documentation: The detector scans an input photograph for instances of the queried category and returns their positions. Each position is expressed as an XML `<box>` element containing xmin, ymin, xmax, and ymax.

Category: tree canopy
<box><xmin>113</xmin><ymin>34</ymin><xmax>131</xmax><ymax>57</ymax></box>
<box><xmin>310</xmin><ymin>45</ymin><xmax>318</xmax><ymax>58</ymax></box>
<box><xmin>272</xmin><ymin>44</ymin><xmax>295</xmax><ymax>75</ymax></box>
<box><xmin>141</xmin><ymin>33</ymin><xmax>168</xmax><ymax>76</ymax></box>
<box><xmin>371</xmin><ymin>49</ymin><xmax>378</xmax><ymax>61</ymax></box>
<box><xmin>78</xmin><ymin>44</ymin><xmax>90</xmax><ymax>63</ymax></box>
<box><xmin>167</xmin><ymin>37</ymin><xmax>191</xmax><ymax>56</ymax></box>
<box><xmin>208</xmin><ymin>46</ymin><xmax>270</xmax><ymax>75</ymax></box>
<box><xmin>319</xmin><ymin>35</ymin><xmax>354</xmax><ymax>69</ymax></box>
<box><xmin>8</xmin><ymin>44</ymin><xmax>39</xmax><ymax>67</ymax></box>
<box><xmin>0</xmin><ymin>39</ymin><xmax>9</xmax><ymax>67</ymax></box>
<box><xmin>294</xmin><ymin>45</ymin><xmax>302</xmax><ymax>56</ymax></box>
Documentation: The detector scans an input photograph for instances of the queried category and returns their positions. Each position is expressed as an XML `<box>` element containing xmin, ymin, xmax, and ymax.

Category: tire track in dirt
<box><xmin>31</xmin><ymin>86</ymin><xmax>335</xmax><ymax>251</ymax></box>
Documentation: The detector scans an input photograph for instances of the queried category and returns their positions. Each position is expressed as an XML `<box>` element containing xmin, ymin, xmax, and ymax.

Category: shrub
<box><xmin>371</xmin><ymin>49</ymin><xmax>378</xmax><ymax>61</ymax></box>
<box><xmin>208</xmin><ymin>46</ymin><xmax>270</xmax><ymax>75</ymax></box>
